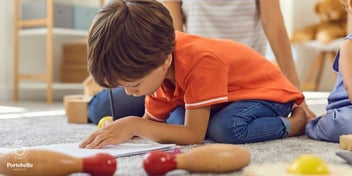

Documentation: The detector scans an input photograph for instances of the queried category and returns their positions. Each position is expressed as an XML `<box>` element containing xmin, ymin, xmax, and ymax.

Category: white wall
<box><xmin>280</xmin><ymin>0</ymin><xmax>294</xmax><ymax>36</ymax></box>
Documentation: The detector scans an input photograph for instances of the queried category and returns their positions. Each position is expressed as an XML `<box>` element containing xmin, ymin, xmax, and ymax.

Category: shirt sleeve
<box><xmin>145</xmin><ymin>89</ymin><xmax>182</xmax><ymax>121</ymax></box>
<box><xmin>183</xmin><ymin>53</ymin><xmax>229</xmax><ymax>109</ymax></box>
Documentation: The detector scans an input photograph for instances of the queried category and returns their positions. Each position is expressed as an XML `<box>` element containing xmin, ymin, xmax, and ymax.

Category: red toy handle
<box><xmin>143</xmin><ymin>150</ymin><xmax>177</xmax><ymax>176</ymax></box>
<box><xmin>83</xmin><ymin>153</ymin><xmax>117</xmax><ymax>176</ymax></box>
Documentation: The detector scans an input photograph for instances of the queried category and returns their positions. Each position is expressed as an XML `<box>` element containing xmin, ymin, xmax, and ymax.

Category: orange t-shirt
<box><xmin>145</xmin><ymin>32</ymin><xmax>304</xmax><ymax>121</ymax></box>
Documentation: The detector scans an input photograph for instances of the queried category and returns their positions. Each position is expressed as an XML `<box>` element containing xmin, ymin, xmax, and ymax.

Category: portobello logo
<box><xmin>6</xmin><ymin>162</ymin><xmax>33</xmax><ymax>171</ymax></box>
<box><xmin>10</xmin><ymin>140</ymin><xmax>29</xmax><ymax>160</ymax></box>
<box><xmin>4</xmin><ymin>140</ymin><xmax>33</xmax><ymax>172</ymax></box>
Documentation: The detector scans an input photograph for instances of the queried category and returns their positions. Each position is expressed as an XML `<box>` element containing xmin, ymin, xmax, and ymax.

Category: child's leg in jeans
<box><xmin>166</xmin><ymin>106</ymin><xmax>185</xmax><ymax>125</ymax></box>
<box><xmin>206</xmin><ymin>100</ymin><xmax>305</xmax><ymax>144</ymax></box>
<box><xmin>306</xmin><ymin>106</ymin><xmax>352</xmax><ymax>142</ymax></box>
<box><xmin>87</xmin><ymin>87</ymin><xmax>145</xmax><ymax>124</ymax></box>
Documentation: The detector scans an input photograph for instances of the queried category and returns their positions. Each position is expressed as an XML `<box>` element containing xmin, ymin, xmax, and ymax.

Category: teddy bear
<box><xmin>291</xmin><ymin>0</ymin><xmax>347</xmax><ymax>44</ymax></box>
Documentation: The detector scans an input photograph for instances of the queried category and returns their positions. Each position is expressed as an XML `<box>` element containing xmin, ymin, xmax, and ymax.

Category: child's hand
<box><xmin>79</xmin><ymin>116</ymin><xmax>138</xmax><ymax>149</ymax></box>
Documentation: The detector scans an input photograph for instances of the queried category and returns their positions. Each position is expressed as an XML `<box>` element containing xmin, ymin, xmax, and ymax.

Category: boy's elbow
<box><xmin>158</xmin><ymin>135</ymin><xmax>204</xmax><ymax>145</ymax></box>
<box><xmin>191</xmin><ymin>138</ymin><xmax>204</xmax><ymax>145</ymax></box>
<box><xmin>154</xmin><ymin>128</ymin><xmax>206</xmax><ymax>145</ymax></box>
<box><xmin>187</xmin><ymin>134</ymin><xmax>205</xmax><ymax>144</ymax></box>
<box><xmin>154</xmin><ymin>138</ymin><xmax>202</xmax><ymax>145</ymax></box>
<box><xmin>176</xmin><ymin>138</ymin><xmax>203</xmax><ymax>145</ymax></box>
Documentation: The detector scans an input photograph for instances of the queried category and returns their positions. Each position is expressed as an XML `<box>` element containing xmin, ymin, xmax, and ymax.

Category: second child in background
<box><xmin>305</xmin><ymin>0</ymin><xmax>352</xmax><ymax>142</ymax></box>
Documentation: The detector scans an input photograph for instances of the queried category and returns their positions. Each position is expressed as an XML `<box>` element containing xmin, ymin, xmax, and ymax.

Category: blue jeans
<box><xmin>88</xmin><ymin>87</ymin><xmax>145</xmax><ymax>124</ymax></box>
<box><xmin>167</xmin><ymin>100</ymin><xmax>294</xmax><ymax>144</ymax></box>
<box><xmin>306</xmin><ymin>105</ymin><xmax>352</xmax><ymax>143</ymax></box>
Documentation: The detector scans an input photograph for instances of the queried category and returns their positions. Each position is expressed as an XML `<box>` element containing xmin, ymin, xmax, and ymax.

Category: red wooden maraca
<box><xmin>143</xmin><ymin>144</ymin><xmax>250</xmax><ymax>175</ymax></box>
<box><xmin>0</xmin><ymin>149</ymin><xmax>117</xmax><ymax>176</ymax></box>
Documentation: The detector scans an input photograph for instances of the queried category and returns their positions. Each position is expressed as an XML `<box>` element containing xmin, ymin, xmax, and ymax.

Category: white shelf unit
<box><xmin>19</xmin><ymin>82</ymin><xmax>83</xmax><ymax>90</ymax></box>
<box><xmin>19</xmin><ymin>28</ymin><xmax>89</xmax><ymax>36</ymax></box>
<box><xmin>13</xmin><ymin>0</ymin><xmax>104</xmax><ymax>103</ymax></box>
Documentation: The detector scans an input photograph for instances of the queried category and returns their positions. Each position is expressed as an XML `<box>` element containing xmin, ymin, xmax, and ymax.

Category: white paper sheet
<box><xmin>0</xmin><ymin>143</ymin><xmax>176</xmax><ymax>158</ymax></box>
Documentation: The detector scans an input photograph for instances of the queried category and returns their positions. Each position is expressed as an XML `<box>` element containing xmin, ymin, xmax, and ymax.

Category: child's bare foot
<box><xmin>288</xmin><ymin>107</ymin><xmax>307</xmax><ymax>137</ymax></box>
<box><xmin>306</xmin><ymin>114</ymin><xmax>319</xmax><ymax>123</ymax></box>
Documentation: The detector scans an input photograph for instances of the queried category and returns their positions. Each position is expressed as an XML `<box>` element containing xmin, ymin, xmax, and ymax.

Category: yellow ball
<box><xmin>288</xmin><ymin>154</ymin><xmax>330</xmax><ymax>175</ymax></box>
<box><xmin>97</xmin><ymin>116</ymin><xmax>113</xmax><ymax>129</ymax></box>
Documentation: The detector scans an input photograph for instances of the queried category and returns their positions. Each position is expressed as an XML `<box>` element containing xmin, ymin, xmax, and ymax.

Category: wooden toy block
<box><xmin>83</xmin><ymin>76</ymin><xmax>103</xmax><ymax>97</ymax></box>
<box><xmin>63</xmin><ymin>76</ymin><xmax>103</xmax><ymax>124</ymax></box>
<box><xmin>340</xmin><ymin>134</ymin><xmax>352</xmax><ymax>150</ymax></box>
<box><xmin>63</xmin><ymin>95</ymin><xmax>90</xmax><ymax>124</ymax></box>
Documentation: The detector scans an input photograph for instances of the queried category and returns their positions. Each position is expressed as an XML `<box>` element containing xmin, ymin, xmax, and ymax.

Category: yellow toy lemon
<box><xmin>287</xmin><ymin>154</ymin><xmax>330</xmax><ymax>175</ymax></box>
<box><xmin>97</xmin><ymin>116</ymin><xmax>113</xmax><ymax>129</ymax></box>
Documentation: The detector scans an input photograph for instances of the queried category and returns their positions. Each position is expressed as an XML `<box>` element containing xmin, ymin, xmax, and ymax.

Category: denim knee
<box><xmin>207</xmin><ymin>119</ymin><xmax>251</xmax><ymax>144</ymax></box>
<box><xmin>88</xmin><ymin>89</ymin><xmax>111</xmax><ymax>124</ymax></box>
<box><xmin>88</xmin><ymin>88</ymin><xmax>145</xmax><ymax>124</ymax></box>
<box><xmin>166</xmin><ymin>106</ymin><xmax>185</xmax><ymax>125</ymax></box>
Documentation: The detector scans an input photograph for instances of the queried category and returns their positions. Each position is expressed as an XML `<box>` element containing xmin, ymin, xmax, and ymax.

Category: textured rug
<box><xmin>0</xmin><ymin>92</ymin><xmax>350</xmax><ymax>175</ymax></box>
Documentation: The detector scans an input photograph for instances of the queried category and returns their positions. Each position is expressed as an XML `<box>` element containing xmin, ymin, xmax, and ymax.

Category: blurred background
<box><xmin>0</xmin><ymin>0</ymin><xmax>351</xmax><ymax>103</ymax></box>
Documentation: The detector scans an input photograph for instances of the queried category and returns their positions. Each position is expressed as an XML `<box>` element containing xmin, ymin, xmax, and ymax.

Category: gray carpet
<box><xmin>0</xmin><ymin>92</ymin><xmax>350</xmax><ymax>175</ymax></box>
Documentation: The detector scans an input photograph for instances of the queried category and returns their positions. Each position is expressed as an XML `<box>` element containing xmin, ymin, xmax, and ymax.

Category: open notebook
<box><xmin>0</xmin><ymin>143</ymin><xmax>176</xmax><ymax>158</ymax></box>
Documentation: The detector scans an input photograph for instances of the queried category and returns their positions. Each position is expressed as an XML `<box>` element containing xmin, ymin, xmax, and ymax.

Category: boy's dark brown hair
<box><xmin>88</xmin><ymin>0</ymin><xmax>175</xmax><ymax>88</ymax></box>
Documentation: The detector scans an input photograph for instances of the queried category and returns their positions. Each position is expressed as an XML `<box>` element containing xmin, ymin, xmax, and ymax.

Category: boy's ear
<box><xmin>164</xmin><ymin>54</ymin><xmax>173</xmax><ymax>67</ymax></box>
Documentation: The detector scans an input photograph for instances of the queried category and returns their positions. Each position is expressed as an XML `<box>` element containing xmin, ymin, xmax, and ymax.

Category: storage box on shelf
<box><xmin>22</xmin><ymin>2</ymin><xmax>100</xmax><ymax>30</ymax></box>
<box><xmin>74</xmin><ymin>5</ymin><xmax>99</xmax><ymax>30</ymax></box>
<box><xmin>21</xmin><ymin>1</ymin><xmax>74</xmax><ymax>29</ymax></box>
<box><xmin>60</xmin><ymin>42</ymin><xmax>89</xmax><ymax>83</ymax></box>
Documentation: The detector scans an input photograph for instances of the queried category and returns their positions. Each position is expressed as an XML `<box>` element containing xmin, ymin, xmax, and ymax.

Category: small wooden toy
<box><xmin>339</xmin><ymin>134</ymin><xmax>352</xmax><ymax>150</ymax></box>
<box><xmin>64</xmin><ymin>76</ymin><xmax>103</xmax><ymax>124</ymax></box>
<box><xmin>64</xmin><ymin>94</ymin><xmax>90</xmax><ymax>123</ymax></box>
<box><xmin>143</xmin><ymin>143</ymin><xmax>250</xmax><ymax>175</ymax></box>
<box><xmin>83</xmin><ymin>76</ymin><xmax>104</xmax><ymax>98</ymax></box>
<box><xmin>0</xmin><ymin>149</ymin><xmax>116</xmax><ymax>176</ymax></box>
<box><xmin>243</xmin><ymin>154</ymin><xmax>352</xmax><ymax>176</ymax></box>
